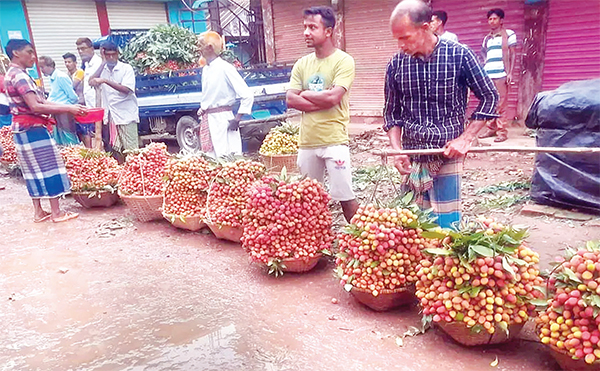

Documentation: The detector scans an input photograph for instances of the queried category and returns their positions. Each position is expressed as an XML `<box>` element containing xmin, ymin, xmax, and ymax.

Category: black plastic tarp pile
<box><xmin>525</xmin><ymin>79</ymin><xmax>600</xmax><ymax>214</ymax></box>
<box><xmin>240</xmin><ymin>120</ymin><xmax>280</xmax><ymax>153</ymax></box>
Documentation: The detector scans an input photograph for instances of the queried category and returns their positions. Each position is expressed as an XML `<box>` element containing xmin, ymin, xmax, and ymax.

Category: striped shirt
<box><xmin>483</xmin><ymin>29</ymin><xmax>517</xmax><ymax>79</ymax></box>
<box><xmin>383</xmin><ymin>39</ymin><xmax>499</xmax><ymax>152</ymax></box>
<box><xmin>4</xmin><ymin>64</ymin><xmax>45</xmax><ymax>117</ymax></box>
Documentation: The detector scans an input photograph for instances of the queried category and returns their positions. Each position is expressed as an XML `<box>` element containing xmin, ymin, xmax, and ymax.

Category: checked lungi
<box><xmin>199</xmin><ymin>105</ymin><xmax>242</xmax><ymax>158</ymax></box>
<box><xmin>12</xmin><ymin>121</ymin><xmax>71</xmax><ymax>199</ymax></box>
<box><xmin>408</xmin><ymin>158</ymin><xmax>464</xmax><ymax>229</ymax></box>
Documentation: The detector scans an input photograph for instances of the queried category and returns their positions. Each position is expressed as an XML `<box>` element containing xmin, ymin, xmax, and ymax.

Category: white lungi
<box><xmin>207</xmin><ymin>110</ymin><xmax>242</xmax><ymax>158</ymax></box>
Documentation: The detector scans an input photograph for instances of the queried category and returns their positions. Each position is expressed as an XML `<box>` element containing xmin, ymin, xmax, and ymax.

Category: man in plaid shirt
<box><xmin>384</xmin><ymin>0</ymin><xmax>499</xmax><ymax>228</ymax></box>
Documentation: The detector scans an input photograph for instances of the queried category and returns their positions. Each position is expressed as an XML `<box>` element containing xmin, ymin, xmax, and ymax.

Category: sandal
<box><xmin>52</xmin><ymin>211</ymin><xmax>79</xmax><ymax>223</ymax></box>
<box><xmin>34</xmin><ymin>214</ymin><xmax>52</xmax><ymax>223</ymax></box>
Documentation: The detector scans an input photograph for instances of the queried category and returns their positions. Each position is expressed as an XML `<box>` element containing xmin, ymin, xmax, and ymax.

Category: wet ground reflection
<box><xmin>126</xmin><ymin>324</ymin><xmax>242</xmax><ymax>371</ymax></box>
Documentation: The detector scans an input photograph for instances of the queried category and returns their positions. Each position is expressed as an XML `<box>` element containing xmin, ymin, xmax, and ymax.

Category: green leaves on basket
<box><xmin>423</xmin><ymin>248</ymin><xmax>453</xmax><ymax>256</ymax></box>
<box><xmin>498</xmin><ymin>321</ymin><xmax>509</xmax><ymax>337</ymax></box>
<box><xmin>470</xmin><ymin>324</ymin><xmax>484</xmax><ymax>334</ymax></box>
<box><xmin>421</xmin><ymin>230</ymin><xmax>448</xmax><ymax>240</ymax></box>
<box><xmin>273</xmin><ymin>166</ymin><xmax>305</xmax><ymax>184</ymax></box>
<box><xmin>424</xmin><ymin>218</ymin><xmax>530</xmax><ymax>271</ymax></box>
<box><xmin>273</xmin><ymin>121</ymin><xmax>300</xmax><ymax>136</ymax></box>
<box><xmin>529</xmin><ymin>298</ymin><xmax>549</xmax><ymax>308</ymax></box>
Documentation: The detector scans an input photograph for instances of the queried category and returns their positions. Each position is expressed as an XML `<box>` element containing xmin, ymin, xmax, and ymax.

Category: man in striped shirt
<box><xmin>479</xmin><ymin>8</ymin><xmax>517</xmax><ymax>142</ymax></box>
<box><xmin>384</xmin><ymin>0</ymin><xmax>499</xmax><ymax>228</ymax></box>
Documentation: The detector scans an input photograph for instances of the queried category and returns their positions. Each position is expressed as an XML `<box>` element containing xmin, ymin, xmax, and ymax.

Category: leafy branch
<box><xmin>423</xmin><ymin>219</ymin><xmax>529</xmax><ymax>271</ymax></box>
<box><xmin>475</xmin><ymin>181</ymin><xmax>531</xmax><ymax>195</ymax></box>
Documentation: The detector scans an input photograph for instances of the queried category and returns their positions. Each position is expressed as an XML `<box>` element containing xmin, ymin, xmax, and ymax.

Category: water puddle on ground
<box><xmin>122</xmin><ymin>323</ymin><xmax>243</xmax><ymax>371</ymax></box>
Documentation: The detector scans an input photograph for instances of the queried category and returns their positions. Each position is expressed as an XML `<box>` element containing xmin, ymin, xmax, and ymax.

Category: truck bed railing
<box><xmin>136</xmin><ymin>66</ymin><xmax>292</xmax><ymax>98</ymax></box>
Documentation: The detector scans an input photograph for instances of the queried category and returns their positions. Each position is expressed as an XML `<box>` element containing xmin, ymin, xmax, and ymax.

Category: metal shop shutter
<box><xmin>25</xmin><ymin>0</ymin><xmax>101</xmax><ymax>88</ymax></box>
<box><xmin>344</xmin><ymin>0</ymin><xmax>399</xmax><ymax>116</ymax></box>
<box><xmin>541</xmin><ymin>0</ymin><xmax>600</xmax><ymax>91</ymax></box>
<box><xmin>431</xmin><ymin>0</ymin><xmax>524</xmax><ymax>121</ymax></box>
<box><xmin>106</xmin><ymin>1</ymin><xmax>168</xmax><ymax>30</ymax></box>
<box><xmin>272</xmin><ymin>0</ymin><xmax>329</xmax><ymax>64</ymax></box>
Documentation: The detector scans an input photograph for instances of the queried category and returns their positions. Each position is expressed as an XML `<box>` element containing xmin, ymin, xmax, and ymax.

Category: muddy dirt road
<box><xmin>1</xmin><ymin>134</ymin><xmax>599</xmax><ymax>371</ymax></box>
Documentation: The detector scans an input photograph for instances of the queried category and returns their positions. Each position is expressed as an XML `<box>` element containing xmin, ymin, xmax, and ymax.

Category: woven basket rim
<box><xmin>72</xmin><ymin>189</ymin><xmax>117</xmax><ymax>195</ymax></box>
<box><xmin>549</xmin><ymin>346</ymin><xmax>572</xmax><ymax>358</ymax></box>
<box><xmin>535</xmin><ymin>328</ymin><xmax>600</xmax><ymax>363</ymax></box>
<box><xmin>260</xmin><ymin>153</ymin><xmax>298</xmax><ymax>159</ymax></box>
<box><xmin>261</xmin><ymin>153</ymin><xmax>298</xmax><ymax>157</ymax></box>
<box><xmin>162</xmin><ymin>212</ymin><xmax>204</xmax><ymax>220</ymax></box>
<box><xmin>438</xmin><ymin>320</ymin><xmax>521</xmax><ymax>327</ymax></box>
<box><xmin>549</xmin><ymin>345</ymin><xmax>600</xmax><ymax>365</ymax></box>
<box><xmin>282</xmin><ymin>253</ymin><xmax>323</xmax><ymax>262</ymax></box>
<box><xmin>205</xmin><ymin>221</ymin><xmax>241</xmax><ymax>229</ymax></box>
<box><xmin>118</xmin><ymin>191</ymin><xmax>163</xmax><ymax>199</ymax></box>
<box><xmin>350</xmin><ymin>285</ymin><xmax>412</xmax><ymax>295</ymax></box>
<box><xmin>437</xmin><ymin>320</ymin><xmax>525</xmax><ymax>334</ymax></box>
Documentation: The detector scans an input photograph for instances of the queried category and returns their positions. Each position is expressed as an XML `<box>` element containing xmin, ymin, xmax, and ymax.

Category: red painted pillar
<box><xmin>96</xmin><ymin>0</ymin><xmax>111</xmax><ymax>36</ymax></box>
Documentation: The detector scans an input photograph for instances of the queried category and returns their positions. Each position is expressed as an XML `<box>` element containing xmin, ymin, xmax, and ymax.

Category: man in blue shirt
<box><xmin>39</xmin><ymin>55</ymin><xmax>80</xmax><ymax>145</ymax></box>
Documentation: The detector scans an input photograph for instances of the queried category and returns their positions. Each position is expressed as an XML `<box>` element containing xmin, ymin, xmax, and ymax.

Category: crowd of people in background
<box><xmin>0</xmin><ymin>36</ymin><xmax>142</xmax><ymax>153</ymax></box>
<box><xmin>0</xmin><ymin>0</ymin><xmax>517</xmax><ymax>227</ymax></box>
<box><xmin>3</xmin><ymin>39</ymin><xmax>86</xmax><ymax>222</ymax></box>
<box><xmin>0</xmin><ymin>36</ymin><xmax>141</xmax><ymax>222</ymax></box>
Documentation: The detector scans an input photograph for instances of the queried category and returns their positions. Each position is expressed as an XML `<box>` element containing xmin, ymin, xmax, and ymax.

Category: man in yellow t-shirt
<box><xmin>63</xmin><ymin>52</ymin><xmax>89</xmax><ymax>146</ymax></box>
<box><xmin>62</xmin><ymin>53</ymin><xmax>84</xmax><ymax>103</ymax></box>
<box><xmin>286</xmin><ymin>6</ymin><xmax>358</xmax><ymax>223</ymax></box>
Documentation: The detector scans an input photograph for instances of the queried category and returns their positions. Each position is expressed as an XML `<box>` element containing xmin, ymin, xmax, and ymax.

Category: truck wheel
<box><xmin>176</xmin><ymin>115</ymin><xmax>200</xmax><ymax>152</ymax></box>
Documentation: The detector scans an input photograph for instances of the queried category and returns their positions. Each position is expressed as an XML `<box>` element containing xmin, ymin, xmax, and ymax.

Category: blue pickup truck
<box><xmin>136</xmin><ymin>65</ymin><xmax>292</xmax><ymax>152</ymax></box>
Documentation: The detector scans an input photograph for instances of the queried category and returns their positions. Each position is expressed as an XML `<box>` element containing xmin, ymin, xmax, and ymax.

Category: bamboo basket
<box><xmin>206</xmin><ymin>222</ymin><xmax>243</xmax><ymax>242</ymax></box>
<box><xmin>204</xmin><ymin>167</ymin><xmax>245</xmax><ymax>243</ymax></box>
<box><xmin>436</xmin><ymin>321</ymin><xmax>524</xmax><ymax>346</ymax></box>
<box><xmin>163</xmin><ymin>213</ymin><xmax>206</xmax><ymax>231</ymax></box>
<box><xmin>118</xmin><ymin>191</ymin><xmax>164</xmax><ymax>222</ymax></box>
<box><xmin>161</xmin><ymin>191</ymin><xmax>208</xmax><ymax>231</ymax></box>
<box><xmin>350</xmin><ymin>285</ymin><xmax>416</xmax><ymax>312</ymax></box>
<box><xmin>260</xmin><ymin>153</ymin><xmax>298</xmax><ymax>174</ymax></box>
<box><xmin>282</xmin><ymin>254</ymin><xmax>322</xmax><ymax>273</ymax></box>
<box><xmin>72</xmin><ymin>190</ymin><xmax>120</xmax><ymax>208</ymax></box>
<box><xmin>551</xmin><ymin>347</ymin><xmax>600</xmax><ymax>371</ymax></box>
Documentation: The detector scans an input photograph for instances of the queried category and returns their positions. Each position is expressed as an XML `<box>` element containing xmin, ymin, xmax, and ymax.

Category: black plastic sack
<box><xmin>525</xmin><ymin>79</ymin><xmax>600</xmax><ymax>214</ymax></box>
<box><xmin>240</xmin><ymin>120</ymin><xmax>281</xmax><ymax>153</ymax></box>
